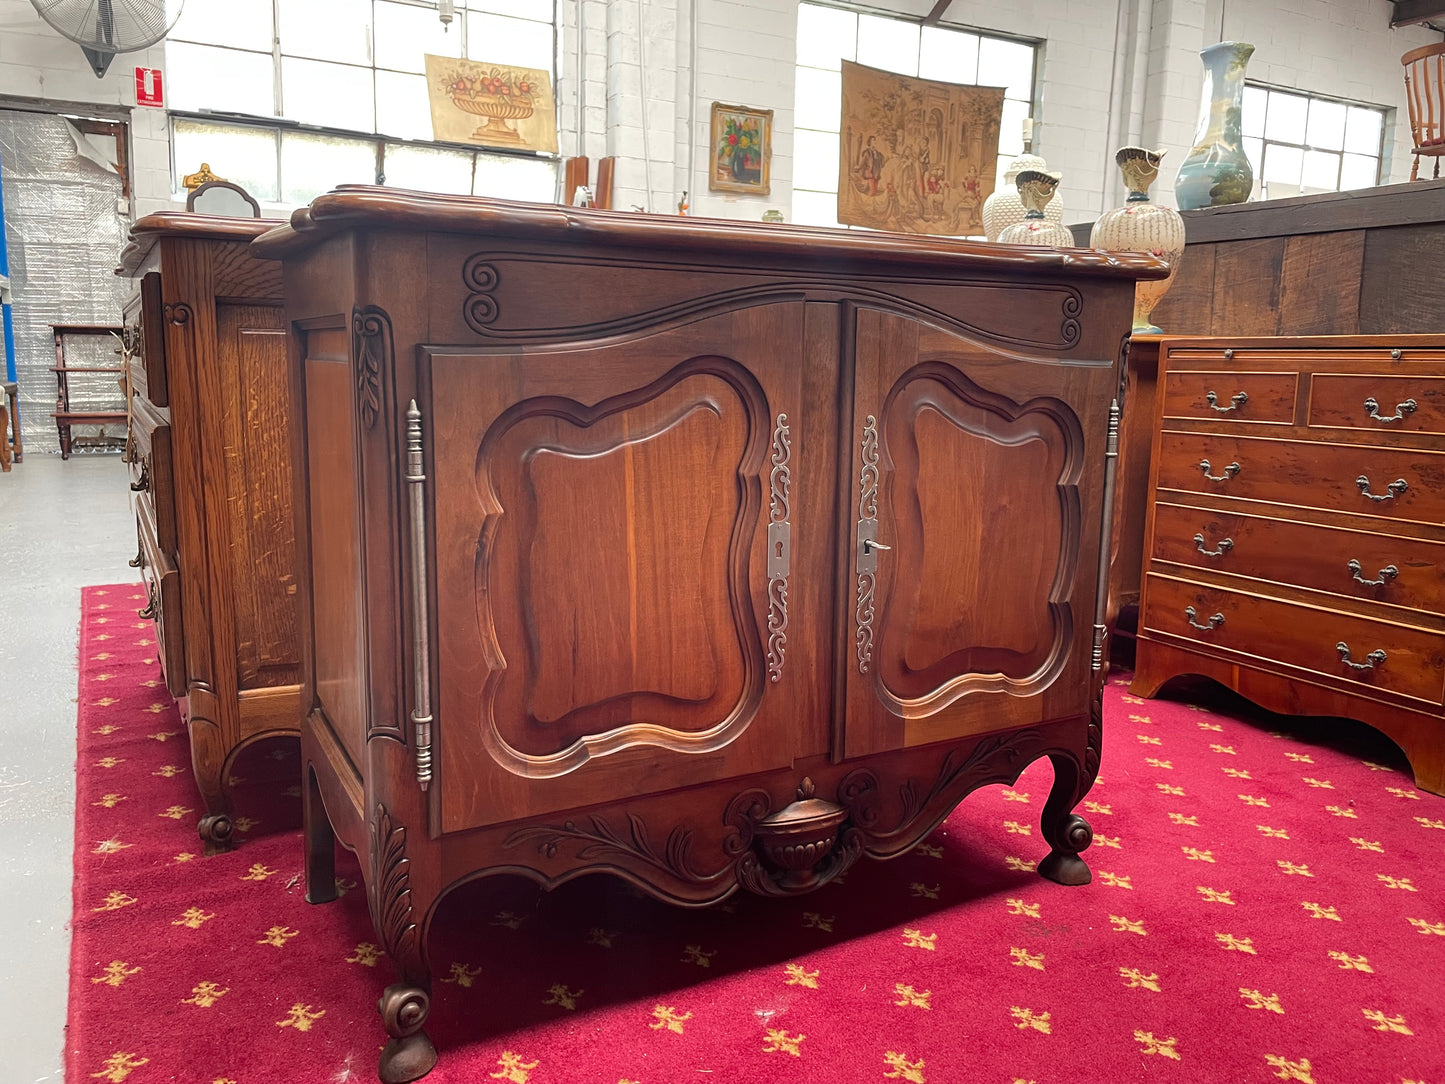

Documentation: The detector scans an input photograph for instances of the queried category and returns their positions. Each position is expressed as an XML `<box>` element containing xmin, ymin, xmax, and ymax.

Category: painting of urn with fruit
<box><xmin>425</xmin><ymin>54</ymin><xmax>559</xmax><ymax>154</ymax></box>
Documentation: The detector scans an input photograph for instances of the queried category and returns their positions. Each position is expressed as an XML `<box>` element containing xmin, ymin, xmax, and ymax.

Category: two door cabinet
<box><xmin>253</xmin><ymin>189</ymin><xmax>1166</xmax><ymax>1081</ymax></box>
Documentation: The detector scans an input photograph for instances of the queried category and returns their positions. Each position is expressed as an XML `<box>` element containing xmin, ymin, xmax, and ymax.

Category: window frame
<box><xmin>165</xmin><ymin>0</ymin><xmax>561</xmax><ymax>195</ymax></box>
<box><xmin>1242</xmin><ymin>81</ymin><xmax>1389</xmax><ymax>201</ymax></box>
<box><xmin>168</xmin><ymin>111</ymin><xmax>561</xmax><ymax>206</ymax></box>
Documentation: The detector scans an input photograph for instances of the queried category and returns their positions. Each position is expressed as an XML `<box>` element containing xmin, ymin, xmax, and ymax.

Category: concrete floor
<box><xmin>0</xmin><ymin>453</ymin><xmax>136</xmax><ymax>1083</ymax></box>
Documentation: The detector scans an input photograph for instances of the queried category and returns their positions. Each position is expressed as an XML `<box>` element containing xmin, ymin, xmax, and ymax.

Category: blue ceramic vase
<box><xmin>1174</xmin><ymin>41</ymin><xmax>1255</xmax><ymax>210</ymax></box>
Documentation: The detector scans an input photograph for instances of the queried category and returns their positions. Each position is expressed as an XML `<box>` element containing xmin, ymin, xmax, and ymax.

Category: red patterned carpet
<box><xmin>69</xmin><ymin>584</ymin><xmax>1445</xmax><ymax>1084</ymax></box>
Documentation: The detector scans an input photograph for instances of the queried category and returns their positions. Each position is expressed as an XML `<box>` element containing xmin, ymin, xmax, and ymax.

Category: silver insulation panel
<box><xmin>1</xmin><ymin>110</ymin><xmax>130</xmax><ymax>456</ymax></box>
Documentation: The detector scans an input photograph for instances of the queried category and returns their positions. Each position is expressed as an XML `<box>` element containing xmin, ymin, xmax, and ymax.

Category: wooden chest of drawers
<box><xmin>118</xmin><ymin>214</ymin><xmax>304</xmax><ymax>851</ymax></box>
<box><xmin>1133</xmin><ymin>336</ymin><xmax>1445</xmax><ymax>794</ymax></box>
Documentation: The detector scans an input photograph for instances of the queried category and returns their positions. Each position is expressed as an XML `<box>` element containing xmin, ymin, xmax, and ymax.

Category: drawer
<box><xmin>127</xmin><ymin>271</ymin><xmax>168</xmax><ymax>407</ymax></box>
<box><xmin>1142</xmin><ymin>573</ymin><xmax>1445</xmax><ymax>706</ymax></box>
<box><xmin>136</xmin><ymin>508</ymin><xmax>186</xmax><ymax>699</ymax></box>
<box><xmin>1157</xmin><ymin>432</ymin><xmax>1445</xmax><ymax>526</ymax></box>
<box><xmin>1161</xmin><ymin>371</ymin><xmax>1297</xmax><ymax>424</ymax></box>
<box><xmin>128</xmin><ymin>396</ymin><xmax>176</xmax><ymax>555</ymax></box>
<box><xmin>1151</xmin><ymin>501</ymin><xmax>1445</xmax><ymax>615</ymax></box>
<box><xmin>1308</xmin><ymin>373</ymin><xmax>1445</xmax><ymax>435</ymax></box>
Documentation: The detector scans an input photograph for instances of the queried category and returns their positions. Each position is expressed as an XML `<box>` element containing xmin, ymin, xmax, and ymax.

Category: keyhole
<box><xmin>775</xmin><ymin>541</ymin><xmax>784</xmax><ymax>560</ymax></box>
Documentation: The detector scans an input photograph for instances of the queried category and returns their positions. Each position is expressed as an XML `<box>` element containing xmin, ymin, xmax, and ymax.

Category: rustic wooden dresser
<box><xmin>1132</xmin><ymin>335</ymin><xmax>1445</xmax><ymax>795</ymax></box>
<box><xmin>253</xmin><ymin>188</ymin><xmax>1165</xmax><ymax>1081</ymax></box>
<box><xmin>118</xmin><ymin>214</ymin><xmax>304</xmax><ymax>851</ymax></box>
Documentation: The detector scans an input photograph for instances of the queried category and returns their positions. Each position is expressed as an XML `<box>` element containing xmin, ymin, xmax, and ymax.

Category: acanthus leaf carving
<box><xmin>503</xmin><ymin>812</ymin><xmax>712</xmax><ymax>886</ymax></box>
<box><xmin>351</xmin><ymin>305</ymin><xmax>393</xmax><ymax>430</ymax></box>
<box><xmin>369</xmin><ymin>804</ymin><xmax>420</xmax><ymax>973</ymax></box>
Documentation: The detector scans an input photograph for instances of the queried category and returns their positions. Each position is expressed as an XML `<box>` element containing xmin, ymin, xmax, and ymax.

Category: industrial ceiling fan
<box><xmin>28</xmin><ymin>0</ymin><xmax>185</xmax><ymax>78</ymax></box>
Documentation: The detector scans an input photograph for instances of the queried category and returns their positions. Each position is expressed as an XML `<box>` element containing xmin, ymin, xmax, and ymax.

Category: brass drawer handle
<box><xmin>1205</xmin><ymin>390</ymin><xmax>1248</xmax><ymax>414</ymax></box>
<box><xmin>1193</xmin><ymin>533</ymin><xmax>1233</xmax><ymax>557</ymax></box>
<box><xmin>128</xmin><ymin>548</ymin><xmax>146</xmax><ymax>570</ymax></box>
<box><xmin>1199</xmin><ymin>459</ymin><xmax>1240</xmax><ymax>483</ymax></box>
<box><xmin>1184</xmin><ymin>606</ymin><xmax>1224</xmax><ymax>632</ymax></box>
<box><xmin>1363</xmin><ymin>397</ymin><xmax>1416</xmax><ymax>424</ymax></box>
<box><xmin>137</xmin><ymin>587</ymin><xmax>159</xmax><ymax>621</ymax></box>
<box><xmin>1347</xmin><ymin>559</ymin><xmax>1397</xmax><ymax>587</ymax></box>
<box><xmin>1336</xmin><ymin>642</ymin><xmax>1386</xmax><ymax>671</ymax></box>
<box><xmin>1356</xmin><ymin>475</ymin><xmax>1407</xmax><ymax>502</ymax></box>
<box><xmin>129</xmin><ymin>460</ymin><xmax>149</xmax><ymax>492</ymax></box>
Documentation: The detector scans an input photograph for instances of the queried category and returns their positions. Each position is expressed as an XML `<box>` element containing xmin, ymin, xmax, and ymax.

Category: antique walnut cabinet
<box><xmin>118</xmin><ymin>213</ymin><xmax>303</xmax><ymax>851</ymax></box>
<box><xmin>253</xmin><ymin>188</ymin><xmax>1166</xmax><ymax>1081</ymax></box>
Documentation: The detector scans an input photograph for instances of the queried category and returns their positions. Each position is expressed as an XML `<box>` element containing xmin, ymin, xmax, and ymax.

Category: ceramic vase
<box><xmin>1174</xmin><ymin>41</ymin><xmax>1256</xmax><ymax>210</ymax></box>
<box><xmin>998</xmin><ymin>169</ymin><xmax>1074</xmax><ymax>246</ymax></box>
<box><xmin>981</xmin><ymin>152</ymin><xmax>1064</xmax><ymax>241</ymax></box>
<box><xmin>1091</xmin><ymin>147</ymin><xmax>1186</xmax><ymax>333</ymax></box>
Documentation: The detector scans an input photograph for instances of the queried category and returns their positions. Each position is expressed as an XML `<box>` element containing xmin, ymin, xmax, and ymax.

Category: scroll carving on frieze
<box><xmin>461</xmin><ymin>254</ymin><xmax>501</xmax><ymax>333</ymax></box>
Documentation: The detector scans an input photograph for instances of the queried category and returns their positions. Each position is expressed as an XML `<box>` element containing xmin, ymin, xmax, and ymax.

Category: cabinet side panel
<box><xmin>304</xmin><ymin>329</ymin><xmax>367</xmax><ymax>769</ymax></box>
<box><xmin>217</xmin><ymin>302</ymin><xmax>301</xmax><ymax>690</ymax></box>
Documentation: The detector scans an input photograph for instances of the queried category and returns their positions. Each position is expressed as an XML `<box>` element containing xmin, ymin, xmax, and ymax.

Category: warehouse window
<box><xmin>791</xmin><ymin>2</ymin><xmax>1039</xmax><ymax>229</ymax></box>
<box><xmin>164</xmin><ymin>0</ymin><xmax>558</xmax><ymax>203</ymax></box>
<box><xmin>1242</xmin><ymin>84</ymin><xmax>1387</xmax><ymax>200</ymax></box>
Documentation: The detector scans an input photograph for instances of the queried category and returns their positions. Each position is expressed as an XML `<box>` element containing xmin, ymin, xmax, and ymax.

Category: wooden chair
<box><xmin>1403</xmin><ymin>42</ymin><xmax>1445</xmax><ymax>181</ymax></box>
<box><xmin>51</xmin><ymin>324</ymin><xmax>126</xmax><ymax>459</ymax></box>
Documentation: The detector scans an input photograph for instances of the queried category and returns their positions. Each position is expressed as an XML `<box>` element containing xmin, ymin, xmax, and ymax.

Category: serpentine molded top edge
<box><xmin>249</xmin><ymin>185</ymin><xmax>1171</xmax><ymax>281</ymax></box>
<box><xmin>118</xmin><ymin>213</ymin><xmax>286</xmax><ymax>277</ymax></box>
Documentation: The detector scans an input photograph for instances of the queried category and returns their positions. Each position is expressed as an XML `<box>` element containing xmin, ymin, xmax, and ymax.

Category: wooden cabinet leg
<box><xmin>304</xmin><ymin>765</ymin><xmax>338</xmax><ymax>905</ymax></box>
<box><xmin>378</xmin><ymin>983</ymin><xmax>438</xmax><ymax>1084</ymax></box>
<box><xmin>197</xmin><ymin>811</ymin><xmax>235</xmax><ymax>854</ymax></box>
<box><xmin>1037</xmin><ymin>744</ymin><xmax>1097</xmax><ymax>886</ymax></box>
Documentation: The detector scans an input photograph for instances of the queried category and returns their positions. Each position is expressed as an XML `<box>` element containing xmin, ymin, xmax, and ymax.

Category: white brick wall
<box><xmin>0</xmin><ymin>0</ymin><xmax>1439</xmax><ymax>226</ymax></box>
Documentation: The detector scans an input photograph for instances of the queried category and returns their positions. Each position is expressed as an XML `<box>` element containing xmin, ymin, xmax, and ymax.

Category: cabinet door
<box><xmin>842</xmin><ymin>307</ymin><xmax>1112</xmax><ymax>758</ymax></box>
<box><xmin>423</xmin><ymin>303</ymin><xmax>827</xmax><ymax>832</ymax></box>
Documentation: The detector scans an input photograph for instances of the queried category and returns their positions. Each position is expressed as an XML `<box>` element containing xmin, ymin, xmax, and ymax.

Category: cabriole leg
<box><xmin>1037</xmin><ymin>752</ymin><xmax>1094</xmax><ymax>886</ymax></box>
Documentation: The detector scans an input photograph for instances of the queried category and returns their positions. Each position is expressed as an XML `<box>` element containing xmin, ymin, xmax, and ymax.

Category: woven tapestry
<box><xmin>838</xmin><ymin>60</ymin><xmax>1005</xmax><ymax>236</ymax></box>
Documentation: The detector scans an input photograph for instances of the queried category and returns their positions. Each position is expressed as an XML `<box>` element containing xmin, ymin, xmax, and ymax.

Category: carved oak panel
<box><xmin>425</xmin><ymin>304</ymin><xmax>822</xmax><ymax>831</ymax></box>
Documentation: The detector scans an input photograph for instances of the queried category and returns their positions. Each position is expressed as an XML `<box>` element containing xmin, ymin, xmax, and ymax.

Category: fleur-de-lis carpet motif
<box><xmin>66</xmin><ymin>586</ymin><xmax>1445</xmax><ymax>1082</ymax></box>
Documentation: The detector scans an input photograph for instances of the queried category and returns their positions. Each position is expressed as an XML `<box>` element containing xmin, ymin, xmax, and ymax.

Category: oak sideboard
<box><xmin>253</xmin><ymin>187</ymin><xmax>1166</xmax><ymax>1081</ymax></box>
<box><xmin>118</xmin><ymin>213</ymin><xmax>304</xmax><ymax>851</ymax></box>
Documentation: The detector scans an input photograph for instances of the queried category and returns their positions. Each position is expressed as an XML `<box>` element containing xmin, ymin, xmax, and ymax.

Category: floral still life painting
<box><xmin>710</xmin><ymin>103</ymin><xmax>773</xmax><ymax>195</ymax></box>
<box><xmin>425</xmin><ymin>54</ymin><xmax>559</xmax><ymax>154</ymax></box>
<box><xmin>838</xmin><ymin>60</ymin><xmax>1005</xmax><ymax>235</ymax></box>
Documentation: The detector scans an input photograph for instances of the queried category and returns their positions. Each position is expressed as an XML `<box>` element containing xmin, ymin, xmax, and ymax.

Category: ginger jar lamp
<box><xmin>1090</xmin><ymin>147</ymin><xmax>1185</xmax><ymax>333</ymax></box>
<box><xmin>998</xmin><ymin>169</ymin><xmax>1073</xmax><ymax>246</ymax></box>
<box><xmin>981</xmin><ymin>153</ymin><xmax>1064</xmax><ymax>242</ymax></box>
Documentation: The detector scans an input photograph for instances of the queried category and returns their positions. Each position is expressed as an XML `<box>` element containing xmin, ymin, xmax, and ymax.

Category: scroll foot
<box><xmin>1038</xmin><ymin>813</ymin><xmax>1093</xmax><ymax>886</ymax></box>
<box><xmin>197</xmin><ymin>812</ymin><xmax>234</xmax><ymax>855</ymax></box>
<box><xmin>378</xmin><ymin>984</ymin><xmax>437</xmax><ymax>1083</ymax></box>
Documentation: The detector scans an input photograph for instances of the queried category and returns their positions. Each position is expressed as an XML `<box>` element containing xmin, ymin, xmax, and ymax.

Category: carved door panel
<box><xmin>842</xmin><ymin>307</ymin><xmax>1111</xmax><ymax>759</ymax></box>
<box><xmin>424</xmin><ymin>303</ymin><xmax>825</xmax><ymax>832</ymax></box>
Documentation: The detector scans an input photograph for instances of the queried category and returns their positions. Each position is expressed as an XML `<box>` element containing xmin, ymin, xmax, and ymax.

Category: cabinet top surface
<box><xmin>118</xmin><ymin>212</ymin><xmax>287</xmax><ymax>277</ymax></box>
<box><xmin>249</xmin><ymin>185</ymin><xmax>1169</xmax><ymax>282</ymax></box>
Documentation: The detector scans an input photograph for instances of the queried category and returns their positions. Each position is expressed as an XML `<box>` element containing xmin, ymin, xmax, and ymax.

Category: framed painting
<box><xmin>709</xmin><ymin>103</ymin><xmax>772</xmax><ymax>195</ymax></box>
<box><xmin>424</xmin><ymin>54</ymin><xmax>559</xmax><ymax>154</ymax></box>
